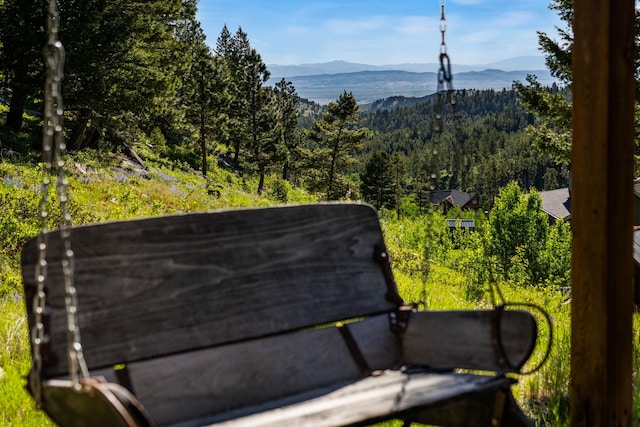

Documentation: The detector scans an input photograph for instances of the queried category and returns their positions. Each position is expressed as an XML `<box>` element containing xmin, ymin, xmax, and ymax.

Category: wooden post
<box><xmin>571</xmin><ymin>0</ymin><xmax>635</xmax><ymax>426</ymax></box>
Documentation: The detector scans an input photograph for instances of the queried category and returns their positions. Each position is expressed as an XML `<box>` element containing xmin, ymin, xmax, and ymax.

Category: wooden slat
<box><xmin>179</xmin><ymin>370</ymin><xmax>512</xmax><ymax>427</ymax></box>
<box><xmin>78</xmin><ymin>315</ymin><xmax>397</xmax><ymax>426</ymax></box>
<box><xmin>411</xmin><ymin>386</ymin><xmax>532</xmax><ymax>427</ymax></box>
<box><xmin>21</xmin><ymin>203</ymin><xmax>399</xmax><ymax>377</ymax></box>
<box><xmin>346</xmin><ymin>313</ymin><xmax>401</xmax><ymax>371</ymax></box>
<box><xmin>402</xmin><ymin>310</ymin><xmax>537</xmax><ymax>372</ymax></box>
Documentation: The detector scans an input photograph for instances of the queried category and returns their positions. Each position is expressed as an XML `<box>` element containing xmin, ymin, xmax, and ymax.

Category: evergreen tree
<box><xmin>391</xmin><ymin>152</ymin><xmax>407</xmax><ymax>217</ymax></box>
<box><xmin>513</xmin><ymin>0</ymin><xmax>640</xmax><ymax>167</ymax></box>
<box><xmin>360</xmin><ymin>150</ymin><xmax>396</xmax><ymax>211</ymax></box>
<box><xmin>181</xmin><ymin>20</ymin><xmax>230</xmax><ymax>176</ymax></box>
<box><xmin>273</xmin><ymin>78</ymin><xmax>300</xmax><ymax>181</ymax></box>
<box><xmin>226</xmin><ymin>27</ymin><xmax>251</xmax><ymax>166</ymax></box>
<box><xmin>0</xmin><ymin>0</ymin><xmax>191</xmax><ymax>143</ymax></box>
<box><xmin>245</xmin><ymin>86</ymin><xmax>278</xmax><ymax>195</ymax></box>
<box><xmin>215</xmin><ymin>24</ymin><xmax>232</xmax><ymax>57</ymax></box>
<box><xmin>244</xmin><ymin>47</ymin><xmax>274</xmax><ymax>193</ymax></box>
<box><xmin>304</xmin><ymin>91</ymin><xmax>367</xmax><ymax>200</ymax></box>
<box><xmin>216</xmin><ymin>27</ymin><xmax>271</xmax><ymax>168</ymax></box>
<box><xmin>0</xmin><ymin>0</ymin><xmax>44</xmax><ymax>131</ymax></box>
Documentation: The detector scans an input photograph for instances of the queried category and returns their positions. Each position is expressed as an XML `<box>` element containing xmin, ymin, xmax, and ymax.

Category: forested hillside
<box><xmin>359</xmin><ymin>88</ymin><xmax>569</xmax><ymax>207</ymax></box>
<box><xmin>0</xmin><ymin>1</ymin><xmax>568</xmax><ymax>212</ymax></box>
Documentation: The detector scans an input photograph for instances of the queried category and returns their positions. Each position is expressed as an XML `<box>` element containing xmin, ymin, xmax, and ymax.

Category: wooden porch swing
<box><xmin>21</xmin><ymin>2</ymin><xmax>543</xmax><ymax>426</ymax></box>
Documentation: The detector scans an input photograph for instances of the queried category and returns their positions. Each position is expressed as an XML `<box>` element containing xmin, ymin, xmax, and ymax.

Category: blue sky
<box><xmin>197</xmin><ymin>1</ymin><xmax>562</xmax><ymax>66</ymax></box>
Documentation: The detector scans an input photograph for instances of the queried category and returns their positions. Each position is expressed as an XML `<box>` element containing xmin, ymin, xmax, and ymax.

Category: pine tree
<box><xmin>226</xmin><ymin>28</ymin><xmax>251</xmax><ymax>166</ymax></box>
<box><xmin>0</xmin><ymin>0</ymin><xmax>44</xmax><ymax>131</ymax></box>
<box><xmin>215</xmin><ymin>24</ymin><xmax>232</xmax><ymax>57</ymax></box>
<box><xmin>391</xmin><ymin>152</ymin><xmax>407</xmax><ymax>217</ymax></box>
<box><xmin>360</xmin><ymin>150</ymin><xmax>396</xmax><ymax>211</ymax></box>
<box><xmin>273</xmin><ymin>78</ymin><xmax>300</xmax><ymax>181</ymax></box>
<box><xmin>181</xmin><ymin>20</ymin><xmax>230</xmax><ymax>176</ymax></box>
<box><xmin>217</xmin><ymin>27</ymin><xmax>271</xmax><ymax>168</ymax></box>
<box><xmin>304</xmin><ymin>91</ymin><xmax>367</xmax><ymax>200</ymax></box>
<box><xmin>514</xmin><ymin>0</ymin><xmax>640</xmax><ymax>167</ymax></box>
<box><xmin>245</xmin><ymin>86</ymin><xmax>278</xmax><ymax>195</ymax></box>
<box><xmin>0</xmin><ymin>0</ymin><xmax>191</xmax><ymax>141</ymax></box>
<box><xmin>62</xmin><ymin>0</ymin><xmax>187</xmax><ymax>148</ymax></box>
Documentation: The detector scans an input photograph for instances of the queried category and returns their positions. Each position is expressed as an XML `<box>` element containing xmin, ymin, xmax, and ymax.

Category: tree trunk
<box><xmin>200</xmin><ymin>113</ymin><xmax>207</xmax><ymax>177</ymax></box>
<box><xmin>257</xmin><ymin>166</ymin><xmax>265</xmax><ymax>195</ymax></box>
<box><xmin>4</xmin><ymin>85</ymin><xmax>28</xmax><ymax>132</ymax></box>
<box><xmin>69</xmin><ymin>108</ymin><xmax>92</xmax><ymax>150</ymax></box>
<box><xmin>233</xmin><ymin>140</ymin><xmax>241</xmax><ymax>167</ymax></box>
<box><xmin>201</xmin><ymin>136</ymin><xmax>208</xmax><ymax>177</ymax></box>
<box><xmin>326</xmin><ymin>127</ymin><xmax>344</xmax><ymax>200</ymax></box>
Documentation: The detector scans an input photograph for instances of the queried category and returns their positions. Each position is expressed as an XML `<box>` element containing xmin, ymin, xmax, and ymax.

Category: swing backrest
<box><xmin>21</xmin><ymin>203</ymin><xmax>401</xmax><ymax>379</ymax></box>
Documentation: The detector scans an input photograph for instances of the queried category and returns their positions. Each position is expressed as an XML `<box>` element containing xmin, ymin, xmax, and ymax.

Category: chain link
<box><xmin>431</xmin><ymin>0</ymin><xmax>465</xmax><ymax>189</ymax></box>
<box><xmin>31</xmin><ymin>0</ymin><xmax>88</xmax><ymax>403</ymax></box>
<box><xmin>435</xmin><ymin>1</ymin><xmax>466</xmax><ymax>185</ymax></box>
<box><xmin>421</xmin><ymin>1</ymin><xmax>461</xmax><ymax>308</ymax></box>
<box><xmin>431</xmin><ymin>1</ymin><xmax>454</xmax><ymax>191</ymax></box>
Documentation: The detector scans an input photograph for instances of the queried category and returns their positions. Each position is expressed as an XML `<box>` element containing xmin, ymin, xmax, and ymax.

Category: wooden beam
<box><xmin>571</xmin><ymin>0</ymin><xmax>635</xmax><ymax>426</ymax></box>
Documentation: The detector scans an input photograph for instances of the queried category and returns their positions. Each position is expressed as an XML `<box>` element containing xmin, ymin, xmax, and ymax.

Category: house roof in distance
<box><xmin>538</xmin><ymin>187</ymin><xmax>571</xmax><ymax>221</ymax></box>
<box><xmin>634</xmin><ymin>178</ymin><xmax>640</xmax><ymax>197</ymax></box>
<box><xmin>633</xmin><ymin>229</ymin><xmax>640</xmax><ymax>266</ymax></box>
<box><xmin>429</xmin><ymin>190</ymin><xmax>478</xmax><ymax>209</ymax></box>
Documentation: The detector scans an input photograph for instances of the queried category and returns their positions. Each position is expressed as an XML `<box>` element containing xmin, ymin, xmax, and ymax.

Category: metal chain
<box><xmin>420</xmin><ymin>1</ymin><xmax>459</xmax><ymax>309</ymax></box>
<box><xmin>438</xmin><ymin>0</ymin><xmax>452</xmax><ymax>87</ymax></box>
<box><xmin>434</xmin><ymin>1</ymin><xmax>466</xmax><ymax>186</ymax></box>
<box><xmin>431</xmin><ymin>0</ymin><xmax>455</xmax><ymax>192</ymax></box>
<box><xmin>31</xmin><ymin>0</ymin><xmax>89</xmax><ymax>402</ymax></box>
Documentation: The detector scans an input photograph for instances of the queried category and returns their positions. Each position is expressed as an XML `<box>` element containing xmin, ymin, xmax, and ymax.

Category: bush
<box><xmin>269</xmin><ymin>178</ymin><xmax>290</xmax><ymax>203</ymax></box>
<box><xmin>487</xmin><ymin>182</ymin><xmax>550</xmax><ymax>285</ymax></box>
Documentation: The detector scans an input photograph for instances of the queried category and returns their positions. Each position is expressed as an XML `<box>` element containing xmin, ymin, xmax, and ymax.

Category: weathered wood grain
<box><xmin>176</xmin><ymin>370</ymin><xmax>512</xmax><ymax>427</ymax></box>
<box><xmin>77</xmin><ymin>312</ymin><xmax>532</xmax><ymax>426</ymax></box>
<box><xmin>21</xmin><ymin>202</ymin><xmax>537</xmax><ymax>427</ymax></box>
<box><xmin>71</xmin><ymin>315</ymin><xmax>397</xmax><ymax>425</ymax></box>
<box><xmin>402</xmin><ymin>310</ymin><xmax>537</xmax><ymax>372</ymax></box>
<box><xmin>21</xmin><ymin>203</ymin><xmax>399</xmax><ymax>377</ymax></box>
<box><xmin>410</xmin><ymin>386</ymin><xmax>532</xmax><ymax>427</ymax></box>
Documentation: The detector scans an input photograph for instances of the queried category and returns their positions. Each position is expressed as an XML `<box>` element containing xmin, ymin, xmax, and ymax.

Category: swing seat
<box><xmin>22</xmin><ymin>203</ymin><xmax>537</xmax><ymax>427</ymax></box>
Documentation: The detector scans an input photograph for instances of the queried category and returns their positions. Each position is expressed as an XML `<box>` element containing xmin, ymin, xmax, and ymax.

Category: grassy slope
<box><xmin>0</xmin><ymin>145</ymin><xmax>629</xmax><ymax>426</ymax></box>
<box><xmin>0</xmin><ymin>150</ymin><xmax>318</xmax><ymax>426</ymax></box>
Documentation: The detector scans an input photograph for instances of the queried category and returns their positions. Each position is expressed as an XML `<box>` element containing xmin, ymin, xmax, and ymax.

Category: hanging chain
<box><xmin>433</xmin><ymin>0</ymin><xmax>466</xmax><ymax>187</ymax></box>
<box><xmin>31</xmin><ymin>0</ymin><xmax>89</xmax><ymax>403</ymax></box>
<box><xmin>438</xmin><ymin>0</ymin><xmax>453</xmax><ymax>90</ymax></box>
<box><xmin>420</xmin><ymin>1</ymin><xmax>459</xmax><ymax>309</ymax></box>
<box><xmin>433</xmin><ymin>0</ymin><xmax>457</xmax><ymax>169</ymax></box>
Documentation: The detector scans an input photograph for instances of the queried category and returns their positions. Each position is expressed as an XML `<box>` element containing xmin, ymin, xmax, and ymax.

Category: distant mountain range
<box><xmin>268</xmin><ymin>56</ymin><xmax>547</xmax><ymax>77</ymax></box>
<box><xmin>267</xmin><ymin>57</ymin><xmax>557</xmax><ymax>104</ymax></box>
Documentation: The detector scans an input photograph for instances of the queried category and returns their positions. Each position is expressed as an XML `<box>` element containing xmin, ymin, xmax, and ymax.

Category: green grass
<box><xmin>395</xmin><ymin>266</ymin><xmax>572</xmax><ymax>426</ymax></box>
<box><xmin>0</xmin><ymin>295</ymin><xmax>54</xmax><ymax>426</ymax></box>
<box><xmin>0</xmin><ymin>150</ymin><xmax>633</xmax><ymax>426</ymax></box>
<box><xmin>0</xmin><ymin>150</ymin><xmax>319</xmax><ymax>425</ymax></box>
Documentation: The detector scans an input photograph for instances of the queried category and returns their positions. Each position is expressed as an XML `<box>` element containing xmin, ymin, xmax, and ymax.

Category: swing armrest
<box><xmin>402</xmin><ymin>310</ymin><xmax>538</xmax><ymax>372</ymax></box>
